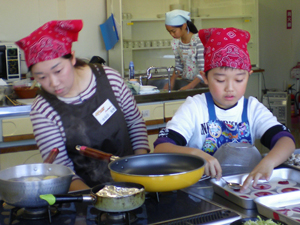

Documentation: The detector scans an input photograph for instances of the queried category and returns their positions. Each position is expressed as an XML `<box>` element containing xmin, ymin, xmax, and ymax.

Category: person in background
<box><xmin>16</xmin><ymin>20</ymin><xmax>150</xmax><ymax>191</ymax></box>
<box><xmin>164</xmin><ymin>9</ymin><xmax>204</xmax><ymax>91</ymax></box>
<box><xmin>154</xmin><ymin>27</ymin><xmax>295</xmax><ymax>191</ymax></box>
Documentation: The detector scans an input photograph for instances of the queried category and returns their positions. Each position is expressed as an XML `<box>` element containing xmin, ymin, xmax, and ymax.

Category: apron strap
<box><xmin>205</xmin><ymin>92</ymin><xmax>249</xmax><ymax>123</ymax></box>
<box><xmin>242</xmin><ymin>97</ymin><xmax>249</xmax><ymax>123</ymax></box>
<box><xmin>205</xmin><ymin>92</ymin><xmax>216</xmax><ymax>120</ymax></box>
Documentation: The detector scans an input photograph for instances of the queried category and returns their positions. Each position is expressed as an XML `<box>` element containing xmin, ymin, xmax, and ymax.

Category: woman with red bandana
<box><xmin>16</xmin><ymin>20</ymin><xmax>150</xmax><ymax>191</ymax></box>
<box><xmin>154</xmin><ymin>27</ymin><xmax>295</xmax><ymax>192</ymax></box>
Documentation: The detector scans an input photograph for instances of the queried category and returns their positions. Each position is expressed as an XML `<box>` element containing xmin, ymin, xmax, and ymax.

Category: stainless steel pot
<box><xmin>0</xmin><ymin>163</ymin><xmax>74</xmax><ymax>208</ymax></box>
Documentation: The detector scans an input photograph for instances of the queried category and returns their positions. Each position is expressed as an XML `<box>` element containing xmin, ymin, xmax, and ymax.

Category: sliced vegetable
<box><xmin>243</xmin><ymin>216</ymin><xmax>282</xmax><ymax>225</ymax></box>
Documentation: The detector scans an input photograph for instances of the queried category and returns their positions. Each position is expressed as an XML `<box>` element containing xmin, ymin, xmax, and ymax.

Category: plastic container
<box><xmin>129</xmin><ymin>61</ymin><xmax>134</xmax><ymax>79</ymax></box>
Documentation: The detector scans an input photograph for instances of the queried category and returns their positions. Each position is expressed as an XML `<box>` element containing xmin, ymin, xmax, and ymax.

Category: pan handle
<box><xmin>40</xmin><ymin>194</ymin><xmax>95</xmax><ymax>205</ymax></box>
<box><xmin>75</xmin><ymin>145</ymin><xmax>119</xmax><ymax>162</ymax></box>
<box><xmin>43</xmin><ymin>148</ymin><xmax>59</xmax><ymax>164</ymax></box>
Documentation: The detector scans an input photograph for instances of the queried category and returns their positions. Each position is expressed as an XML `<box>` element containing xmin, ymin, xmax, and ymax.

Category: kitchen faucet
<box><xmin>140</xmin><ymin>66</ymin><xmax>174</xmax><ymax>93</ymax></box>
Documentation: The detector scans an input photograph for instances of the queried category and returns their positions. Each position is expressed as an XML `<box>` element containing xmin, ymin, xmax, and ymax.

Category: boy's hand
<box><xmin>240</xmin><ymin>158</ymin><xmax>274</xmax><ymax>192</ymax></box>
<box><xmin>200</xmin><ymin>153</ymin><xmax>222</xmax><ymax>180</ymax></box>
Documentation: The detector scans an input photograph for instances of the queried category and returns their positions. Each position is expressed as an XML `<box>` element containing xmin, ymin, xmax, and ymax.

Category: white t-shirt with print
<box><xmin>166</xmin><ymin>93</ymin><xmax>281</xmax><ymax>149</ymax></box>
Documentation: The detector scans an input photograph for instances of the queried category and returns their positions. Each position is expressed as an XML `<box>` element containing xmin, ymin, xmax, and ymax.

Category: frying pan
<box><xmin>0</xmin><ymin>148</ymin><xmax>74</xmax><ymax>208</ymax></box>
<box><xmin>76</xmin><ymin>145</ymin><xmax>206</xmax><ymax>192</ymax></box>
<box><xmin>40</xmin><ymin>182</ymin><xmax>145</xmax><ymax>212</ymax></box>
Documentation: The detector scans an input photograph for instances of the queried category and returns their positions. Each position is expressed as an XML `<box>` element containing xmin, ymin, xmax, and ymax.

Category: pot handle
<box><xmin>40</xmin><ymin>194</ymin><xmax>95</xmax><ymax>205</ymax></box>
<box><xmin>75</xmin><ymin>145</ymin><xmax>119</xmax><ymax>162</ymax></box>
<box><xmin>43</xmin><ymin>148</ymin><xmax>59</xmax><ymax>164</ymax></box>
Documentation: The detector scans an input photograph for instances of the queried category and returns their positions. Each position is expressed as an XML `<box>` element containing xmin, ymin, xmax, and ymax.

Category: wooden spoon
<box><xmin>29</xmin><ymin>80</ymin><xmax>37</xmax><ymax>89</ymax></box>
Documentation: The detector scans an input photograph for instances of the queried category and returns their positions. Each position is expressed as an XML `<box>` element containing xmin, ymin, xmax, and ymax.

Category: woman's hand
<box><xmin>134</xmin><ymin>149</ymin><xmax>148</xmax><ymax>154</ymax></box>
<box><xmin>69</xmin><ymin>179</ymin><xmax>90</xmax><ymax>192</ymax></box>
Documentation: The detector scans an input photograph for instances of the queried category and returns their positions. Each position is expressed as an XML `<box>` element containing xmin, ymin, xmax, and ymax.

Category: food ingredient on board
<box><xmin>242</xmin><ymin>216</ymin><xmax>283</xmax><ymax>225</ymax></box>
<box><xmin>286</xmin><ymin>153</ymin><xmax>300</xmax><ymax>165</ymax></box>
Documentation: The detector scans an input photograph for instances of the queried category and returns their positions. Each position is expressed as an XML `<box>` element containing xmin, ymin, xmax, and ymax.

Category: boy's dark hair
<box><xmin>28</xmin><ymin>53</ymin><xmax>87</xmax><ymax>71</ymax></box>
<box><xmin>174</xmin><ymin>20</ymin><xmax>198</xmax><ymax>34</ymax></box>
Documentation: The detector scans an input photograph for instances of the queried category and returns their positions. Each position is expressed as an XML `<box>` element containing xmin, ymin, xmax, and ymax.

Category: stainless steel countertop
<box><xmin>0</xmin><ymin>105</ymin><xmax>31</xmax><ymax>117</ymax></box>
<box><xmin>0</xmin><ymin>87</ymin><xmax>209</xmax><ymax>117</ymax></box>
<box><xmin>134</xmin><ymin>87</ymin><xmax>209</xmax><ymax>103</ymax></box>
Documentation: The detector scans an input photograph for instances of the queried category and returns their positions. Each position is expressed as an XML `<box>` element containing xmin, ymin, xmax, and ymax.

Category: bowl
<box><xmin>14</xmin><ymin>86</ymin><xmax>39</xmax><ymax>99</ymax></box>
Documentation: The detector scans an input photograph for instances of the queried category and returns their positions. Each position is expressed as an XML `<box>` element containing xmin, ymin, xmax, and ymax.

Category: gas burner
<box><xmin>0</xmin><ymin>201</ymin><xmax>77</xmax><ymax>225</ymax></box>
<box><xmin>9</xmin><ymin>205</ymin><xmax>58</xmax><ymax>223</ymax></box>
<box><xmin>97</xmin><ymin>211</ymin><xmax>137</xmax><ymax>225</ymax></box>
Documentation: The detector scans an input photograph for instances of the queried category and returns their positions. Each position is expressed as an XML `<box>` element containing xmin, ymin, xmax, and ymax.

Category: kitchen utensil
<box><xmin>76</xmin><ymin>145</ymin><xmax>206</xmax><ymax>192</ymax></box>
<box><xmin>40</xmin><ymin>182</ymin><xmax>145</xmax><ymax>212</ymax></box>
<box><xmin>213</xmin><ymin>142</ymin><xmax>262</xmax><ymax>176</ymax></box>
<box><xmin>43</xmin><ymin>147</ymin><xmax>59</xmax><ymax>163</ymax></box>
<box><xmin>0</xmin><ymin>147</ymin><xmax>74</xmax><ymax>208</ymax></box>
<box><xmin>221</xmin><ymin>177</ymin><xmax>242</xmax><ymax>190</ymax></box>
<box><xmin>29</xmin><ymin>80</ymin><xmax>37</xmax><ymax>89</ymax></box>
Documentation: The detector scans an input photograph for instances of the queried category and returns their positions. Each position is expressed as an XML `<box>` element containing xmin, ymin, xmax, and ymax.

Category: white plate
<box><xmin>16</xmin><ymin>98</ymin><xmax>35</xmax><ymax>105</ymax></box>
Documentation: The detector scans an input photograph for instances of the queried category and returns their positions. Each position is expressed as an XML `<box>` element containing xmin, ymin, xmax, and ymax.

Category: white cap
<box><xmin>165</xmin><ymin>10</ymin><xmax>190</xmax><ymax>26</ymax></box>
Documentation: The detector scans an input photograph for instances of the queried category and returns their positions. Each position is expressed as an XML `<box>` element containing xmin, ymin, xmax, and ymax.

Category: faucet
<box><xmin>143</xmin><ymin>66</ymin><xmax>174</xmax><ymax>93</ymax></box>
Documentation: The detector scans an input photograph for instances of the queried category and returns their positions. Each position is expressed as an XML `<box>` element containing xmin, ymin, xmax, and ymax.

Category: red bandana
<box><xmin>198</xmin><ymin>27</ymin><xmax>251</xmax><ymax>72</ymax></box>
<box><xmin>16</xmin><ymin>20</ymin><xmax>83</xmax><ymax>68</ymax></box>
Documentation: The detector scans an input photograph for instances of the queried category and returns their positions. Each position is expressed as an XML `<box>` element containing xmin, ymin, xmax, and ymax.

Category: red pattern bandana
<box><xmin>16</xmin><ymin>20</ymin><xmax>83</xmax><ymax>68</ymax></box>
<box><xmin>198</xmin><ymin>27</ymin><xmax>251</xmax><ymax>72</ymax></box>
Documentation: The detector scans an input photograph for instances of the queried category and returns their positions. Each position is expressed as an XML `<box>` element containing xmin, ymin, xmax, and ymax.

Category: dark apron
<box><xmin>202</xmin><ymin>92</ymin><xmax>252</xmax><ymax>155</ymax></box>
<box><xmin>39</xmin><ymin>64</ymin><xmax>133</xmax><ymax>187</ymax></box>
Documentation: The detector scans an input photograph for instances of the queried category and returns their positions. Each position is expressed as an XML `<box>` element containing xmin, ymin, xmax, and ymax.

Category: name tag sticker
<box><xmin>93</xmin><ymin>99</ymin><xmax>117</xmax><ymax>125</ymax></box>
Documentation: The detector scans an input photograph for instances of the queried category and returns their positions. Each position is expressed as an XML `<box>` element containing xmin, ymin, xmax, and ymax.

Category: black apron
<box><xmin>39</xmin><ymin>64</ymin><xmax>133</xmax><ymax>187</ymax></box>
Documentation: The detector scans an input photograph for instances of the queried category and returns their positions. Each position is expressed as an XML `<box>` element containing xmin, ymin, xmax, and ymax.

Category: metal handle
<box><xmin>43</xmin><ymin>148</ymin><xmax>59</xmax><ymax>164</ymax></box>
<box><xmin>75</xmin><ymin>145</ymin><xmax>119</xmax><ymax>162</ymax></box>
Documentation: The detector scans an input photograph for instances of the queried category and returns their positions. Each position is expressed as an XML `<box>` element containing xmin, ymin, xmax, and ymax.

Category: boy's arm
<box><xmin>241</xmin><ymin>136</ymin><xmax>295</xmax><ymax>191</ymax></box>
<box><xmin>154</xmin><ymin>142</ymin><xmax>222</xmax><ymax>179</ymax></box>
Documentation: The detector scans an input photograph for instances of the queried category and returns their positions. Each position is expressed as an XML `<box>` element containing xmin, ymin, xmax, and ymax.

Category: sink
<box><xmin>141</xmin><ymin>78</ymin><xmax>207</xmax><ymax>90</ymax></box>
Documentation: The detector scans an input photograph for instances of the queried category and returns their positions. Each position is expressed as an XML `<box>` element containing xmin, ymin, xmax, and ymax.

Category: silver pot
<box><xmin>0</xmin><ymin>163</ymin><xmax>74</xmax><ymax>208</ymax></box>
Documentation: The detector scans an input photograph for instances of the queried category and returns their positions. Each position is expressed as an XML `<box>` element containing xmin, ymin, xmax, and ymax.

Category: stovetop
<box><xmin>0</xmin><ymin>189</ymin><xmax>240</xmax><ymax>225</ymax></box>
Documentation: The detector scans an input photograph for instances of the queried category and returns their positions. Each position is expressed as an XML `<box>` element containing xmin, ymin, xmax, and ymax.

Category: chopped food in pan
<box><xmin>96</xmin><ymin>185</ymin><xmax>144</xmax><ymax>197</ymax></box>
<box><xmin>243</xmin><ymin>216</ymin><xmax>283</xmax><ymax>225</ymax></box>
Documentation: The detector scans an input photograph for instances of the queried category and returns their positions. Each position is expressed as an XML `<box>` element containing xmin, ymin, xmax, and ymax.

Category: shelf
<box><xmin>193</xmin><ymin>15</ymin><xmax>253</xmax><ymax>20</ymax></box>
<box><xmin>123</xmin><ymin>18</ymin><xmax>165</xmax><ymax>22</ymax></box>
<box><xmin>123</xmin><ymin>15</ymin><xmax>253</xmax><ymax>22</ymax></box>
<box><xmin>123</xmin><ymin>46</ymin><xmax>171</xmax><ymax>51</ymax></box>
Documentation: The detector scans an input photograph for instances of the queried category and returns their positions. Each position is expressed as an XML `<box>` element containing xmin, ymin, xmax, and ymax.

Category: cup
<box><xmin>128</xmin><ymin>41</ymin><xmax>133</xmax><ymax>48</ymax></box>
<box><xmin>163</xmin><ymin>40</ymin><xmax>170</xmax><ymax>47</ymax></box>
<box><xmin>158</xmin><ymin>40</ymin><xmax>163</xmax><ymax>47</ymax></box>
<box><xmin>139</xmin><ymin>41</ymin><xmax>145</xmax><ymax>48</ymax></box>
<box><xmin>122</xmin><ymin>13</ymin><xmax>127</xmax><ymax>20</ymax></box>
<box><xmin>127</xmin><ymin>13</ymin><xmax>132</xmax><ymax>19</ymax></box>
<box><xmin>123</xmin><ymin>41</ymin><xmax>128</xmax><ymax>48</ymax></box>
<box><xmin>134</xmin><ymin>41</ymin><xmax>140</xmax><ymax>48</ymax></box>
<box><xmin>152</xmin><ymin>40</ymin><xmax>158</xmax><ymax>48</ymax></box>
<box><xmin>145</xmin><ymin>41</ymin><xmax>151</xmax><ymax>48</ymax></box>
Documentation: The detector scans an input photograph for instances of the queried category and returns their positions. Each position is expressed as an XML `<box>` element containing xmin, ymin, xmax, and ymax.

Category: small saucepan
<box><xmin>75</xmin><ymin>145</ymin><xmax>206</xmax><ymax>192</ymax></box>
<box><xmin>0</xmin><ymin>148</ymin><xmax>74</xmax><ymax>208</ymax></box>
<box><xmin>40</xmin><ymin>182</ymin><xmax>145</xmax><ymax>212</ymax></box>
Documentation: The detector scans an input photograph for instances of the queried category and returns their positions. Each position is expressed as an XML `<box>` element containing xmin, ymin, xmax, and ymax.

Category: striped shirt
<box><xmin>30</xmin><ymin>65</ymin><xmax>150</xmax><ymax>180</ymax></box>
<box><xmin>171</xmin><ymin>33</ymin><xmax>204</xmax><ymax>81</ymax></box>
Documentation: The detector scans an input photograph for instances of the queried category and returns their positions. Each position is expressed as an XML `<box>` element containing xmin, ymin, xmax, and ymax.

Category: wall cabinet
<box><xmin>107</xmin><ymin>0</ymin><xmax>259</xmax><ymax>76</ymax></box>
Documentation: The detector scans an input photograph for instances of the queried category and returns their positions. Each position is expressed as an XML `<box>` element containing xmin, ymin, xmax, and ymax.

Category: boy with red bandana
<box><xmin>154</xmin><ymin>27</ymin><xmax>295</xmax><ymax>191</ymax></box>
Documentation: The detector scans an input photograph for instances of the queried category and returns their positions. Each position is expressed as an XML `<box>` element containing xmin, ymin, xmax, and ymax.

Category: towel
<box><xmin>100</xmin><ymin>14</ymin><xmax>119</xmax><ymax>50</ymax></box>
<box><xmin>125</xmin><ymin>81</ymin><xmax>140</xmax><ymax>95</ymax></box>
